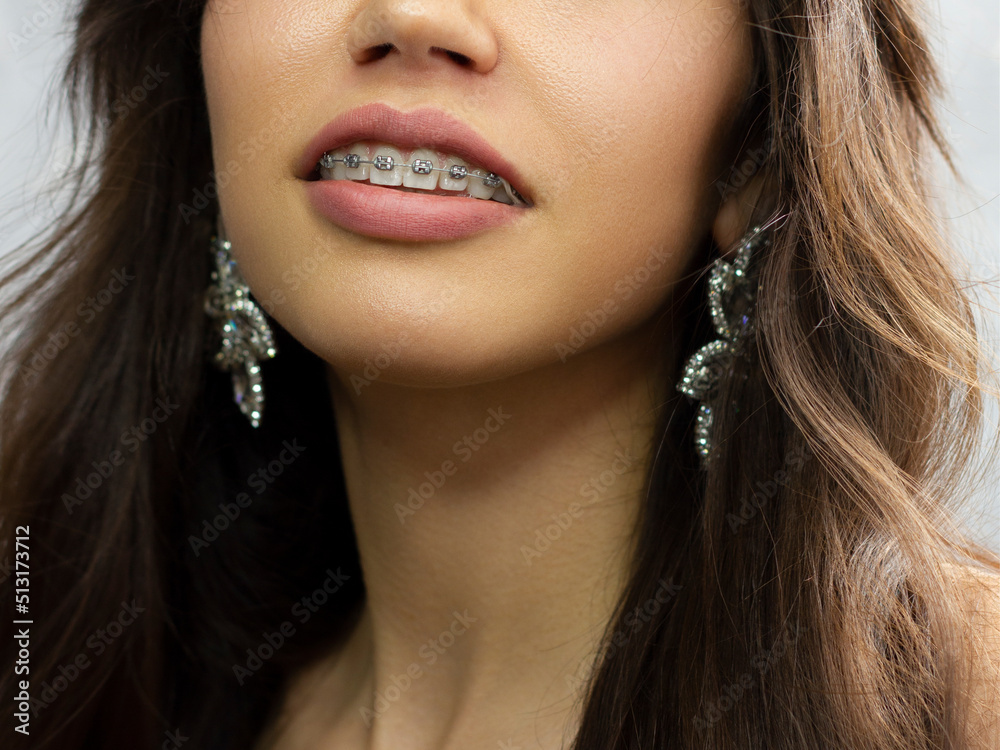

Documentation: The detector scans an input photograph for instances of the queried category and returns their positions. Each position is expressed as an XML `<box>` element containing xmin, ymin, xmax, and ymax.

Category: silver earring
<box><xmin>204</xmin><ymin>230</ymin><xmax>277</xmax><ymax>428</ymax></box>
<box><xmin>676</xmin><ymin>224</ymin><xmax>771</xmax><ymax>468</ymax></box>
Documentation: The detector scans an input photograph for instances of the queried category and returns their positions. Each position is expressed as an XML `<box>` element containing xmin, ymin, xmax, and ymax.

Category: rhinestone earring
<box><xmin>203</xmin><ymin>228</ymin><xmax>277</xmax><ymax>428</ymax></box>
<box><xmin>676</xmin><ymin>224</ymin><xmax>771</xmax><ymax>468</ymax></box>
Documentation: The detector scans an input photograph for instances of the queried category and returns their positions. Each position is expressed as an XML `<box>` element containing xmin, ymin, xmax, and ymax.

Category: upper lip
<box><xmin>298</xmin><ymin>102</ymin><xmax>532</xmax><ymax>204</ymax></box>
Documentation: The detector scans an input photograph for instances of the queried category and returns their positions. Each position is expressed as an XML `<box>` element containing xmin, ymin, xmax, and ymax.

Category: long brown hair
<box><xmin>1</xmin><ymin>0</ymin><xmax>997</xmax><ymax>747</ymax></box>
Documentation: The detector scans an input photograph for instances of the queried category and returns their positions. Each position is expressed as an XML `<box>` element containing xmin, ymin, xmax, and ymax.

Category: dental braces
<box><xmin>318</xmin><ymin>151</ymin><xmax>530</xmax><ymax>206</ymax></box>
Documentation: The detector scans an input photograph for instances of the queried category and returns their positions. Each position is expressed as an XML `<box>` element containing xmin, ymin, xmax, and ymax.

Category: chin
<box><xmin>300</xmin><ymin>310</ymin><xmax>613</xmax><ymax>395</ymax></box>
<box><xmin>320</xmin><ymin>329</ymin><xmax>551</xmax><ymax>393</ymax></box>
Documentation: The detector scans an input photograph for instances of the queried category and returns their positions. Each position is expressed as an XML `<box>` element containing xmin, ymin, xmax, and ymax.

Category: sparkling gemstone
<box><xmin>694</xmin><ymin>404</ymin><xmax>713</xmax><ymax>460</ymax></box>
<box><xmin>677</xmin><ymin>340</ymin><xmax>732</xmax><ymax>400</ymax></box>
<box><xmin>233</xmin><ymin>370</ymin><xmax>248</xmax><ymax>404</ymax></box>
<box><xmin>207</xmin><ymin>235</ymin><xmax>276</xmax><ymax>430</ymax></box>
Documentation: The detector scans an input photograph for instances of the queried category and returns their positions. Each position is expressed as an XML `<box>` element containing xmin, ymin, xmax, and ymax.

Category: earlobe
<box><xmin>711</xmin><ymin>169</ymin><xmax>769</xmax><ymax>260</ymax></box>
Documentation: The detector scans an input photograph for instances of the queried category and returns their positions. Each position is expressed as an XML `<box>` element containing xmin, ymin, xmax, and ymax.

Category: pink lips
<box><xmin>299</xmin><ymin>103</ymin><xmax>533</xmax><ymax>242</ymax></box>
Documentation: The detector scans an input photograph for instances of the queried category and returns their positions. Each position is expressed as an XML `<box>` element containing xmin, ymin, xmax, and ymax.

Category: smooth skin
<box><xmin>200</xmin><ymin>1</ymin><xmax>761</xmax><ymax>748</ymax></box>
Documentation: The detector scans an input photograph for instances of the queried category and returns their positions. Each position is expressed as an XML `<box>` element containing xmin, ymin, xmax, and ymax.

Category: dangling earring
<box><xmin>676</xmin><ymin>223</ymin><xmax>771</xmax><ymax>468</ymax></box>
<box><xmin>203</xmin><ymin>224</ymin><xmax>277</xmax><ymax>428</ymax></box>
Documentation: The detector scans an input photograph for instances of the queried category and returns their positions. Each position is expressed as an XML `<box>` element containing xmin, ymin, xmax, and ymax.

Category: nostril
<box><xmin>367</xmin><ymin>43</ymin><xmax>393</xmax><ymax>62</ymax></box>
<box><xmin>434</xmin><ymin>47</ymin><xmax>472</xmax><ymax>67</ymax></box>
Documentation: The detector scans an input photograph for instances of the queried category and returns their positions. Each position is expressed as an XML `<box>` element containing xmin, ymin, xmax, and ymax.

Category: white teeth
<box><xmin>466</xmin><ymin>168</ymin><xmax>497</xmax><ymax>200</ymax></box>
<box><xmin>345</xmin><ymin>145</ymin><xmax>369</xmax><ymax>181</ymax></box>
<box><xmin>438</xmin><ymin>156</ymin><xmax>469</xmax><ymax>192</ymax></box>
<box><xmin>403</xmin><ymin>148</ymin><xmax>440</xmax><ymax>191</ymax></box>
<box><xmin>315</xmin><ymin>142</ymin><xmax>526</xmax><ymax>205</ymax></box>
<box><xmin>369</xmin><ymin>145</ymin><xmax>404</xmax><ymax>186</ymax></box>
<box><xmin>320</xmin><ymin>148</ymin><xmax>348</xmax><ymax>180</ymax></box>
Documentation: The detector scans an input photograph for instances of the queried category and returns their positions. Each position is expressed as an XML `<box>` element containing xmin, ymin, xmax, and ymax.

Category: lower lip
<box><xmin>305</xmin><ymin>179</ymin><xmax>528</xmax><ymax>242</ymax></box>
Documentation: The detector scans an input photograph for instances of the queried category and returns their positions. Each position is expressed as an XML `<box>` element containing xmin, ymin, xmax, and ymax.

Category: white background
<box><xmin>0</xmin><ymin>1</ymin><xmax>997</xmax><ymax>550</ymax></box>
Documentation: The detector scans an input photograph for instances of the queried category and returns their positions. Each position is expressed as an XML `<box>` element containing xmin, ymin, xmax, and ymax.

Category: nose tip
<box><xmin>347</xmin><ymin>2</ymin><xmax>499</xmax><ymax>74</ymax></box>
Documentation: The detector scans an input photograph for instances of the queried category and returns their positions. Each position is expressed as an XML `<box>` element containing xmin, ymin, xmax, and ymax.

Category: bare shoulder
<box><xmin>941</xmin><ymin>560</ymin><xmax>1000</xmax><ymax>749</ymax></box>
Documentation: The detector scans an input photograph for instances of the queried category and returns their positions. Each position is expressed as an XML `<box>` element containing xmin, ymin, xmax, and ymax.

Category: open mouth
<box><xmin>307</xmin><ymin>143</ymin><xmax>531</xmax><ymax>206</ymax></box>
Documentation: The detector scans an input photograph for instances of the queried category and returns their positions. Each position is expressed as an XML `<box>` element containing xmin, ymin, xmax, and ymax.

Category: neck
<box><xmin>318</xmin><ymin>318</ymin><xmax>671</xmax><ymax>749</ymax></box>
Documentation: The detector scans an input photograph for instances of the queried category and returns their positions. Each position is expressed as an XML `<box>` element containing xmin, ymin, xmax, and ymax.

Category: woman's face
<box><xmin>200</xmin><ymin>0</ymin><xmax>753</xmax><ymax>389</ymax></box>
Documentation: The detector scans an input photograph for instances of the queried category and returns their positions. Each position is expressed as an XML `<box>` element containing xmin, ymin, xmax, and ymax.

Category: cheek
<box><xmin>200</xmin><ymin>0</ymin><xmax>325</xmax><ymax>308</ymax></box>
<box><xmin>517</xmin><ymin>1</ymin><xmax>751</xmax><ymax>199</ymax></box>
<box><xmin>200</xmin><ymin>0</ymin><xmax>329</xmax><ymax>203</ymax></box>
<box><xmin>503</xmin><ymin>2</ymin><xmax>752</xmax><ymax>350</ymax></box>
